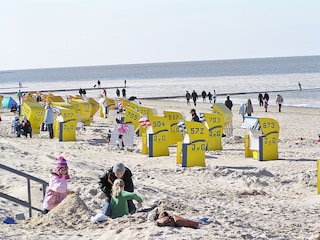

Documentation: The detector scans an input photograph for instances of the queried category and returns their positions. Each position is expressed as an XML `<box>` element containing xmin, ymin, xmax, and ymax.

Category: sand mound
<box><xmin>27</xmin><ymin>193</ymin><xmax>94</xmax><ymax>229</ymax></box>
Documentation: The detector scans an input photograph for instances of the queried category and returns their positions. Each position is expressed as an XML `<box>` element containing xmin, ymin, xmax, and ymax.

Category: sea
<box><xmin>1</xmin><ymin>55</ymin><xmax>320</xmax><ymax>108</ymax></box>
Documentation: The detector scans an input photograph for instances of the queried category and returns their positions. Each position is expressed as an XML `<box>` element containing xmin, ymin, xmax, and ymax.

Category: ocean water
<box><xmin>0</xmin><ymin>55</ymin><xmax>320</xmax><ymax>108</ymax></box>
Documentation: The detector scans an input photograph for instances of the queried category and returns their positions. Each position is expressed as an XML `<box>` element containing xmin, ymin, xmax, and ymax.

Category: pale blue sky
<box><xmin>1</xmin><ymin>0</ymin><xmax>319</xmax><ymax>70</ymax></box>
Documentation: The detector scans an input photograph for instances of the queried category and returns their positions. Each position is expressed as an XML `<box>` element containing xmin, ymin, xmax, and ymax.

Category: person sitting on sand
<box><xmin>116</xmin><ymin>134</ymin><xmax>125</xmax><ymax>149</ymax></box>
<box><xmin>98</xmin><ymin>163</ymin><xmax>136</xmax><ymax>216</ymax></box>
<box><xmin>42</xmin><ymin>156</ymin><xmax>71</xmax><ymax>214</ymax></box>
<box><xmin>110</xmin><ymin>179</ymin><xmax>142</xmax><ymax>219</ymax></box>
<box><xmin>21</xmin><ymin>116</ymin><xmax>32</xmax><ymax>138</ymax></box>
<box><xmin>10</xmin><ymin>104</ymin><xmax>18</xmax><ymax>113</ymax></box>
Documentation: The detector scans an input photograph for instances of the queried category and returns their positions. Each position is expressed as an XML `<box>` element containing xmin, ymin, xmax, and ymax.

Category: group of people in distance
<box><xmin>239</xmin><ymin>92</ymin><xmax>284</xmax><ymax>121</ymax></box>
<box><xmin>185</xmin><ymin>89</ymin><xmax>284</xmax><ymax>123</ymax></box>
<box><xmin>185</xmin><ymin>90</ymin><xmax>217</xmax><ymax>106</ymax></box>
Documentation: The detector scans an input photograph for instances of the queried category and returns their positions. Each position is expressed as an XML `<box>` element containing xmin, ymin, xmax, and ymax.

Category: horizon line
<box><xmin>1</xmin><ymin>54</ymin><xmax>319</xmax><ymax>72</ymax></box>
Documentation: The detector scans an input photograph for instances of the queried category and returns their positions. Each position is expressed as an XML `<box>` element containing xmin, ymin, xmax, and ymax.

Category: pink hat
<box><xmin>56</xmin><ymin>156</ymin><xmax>68</xmax><ymax>168</ymax></box>
<box><xmin>55</xmin><ymin>156</ymin><xmax>70</xmax><ymax>179</ymax></box>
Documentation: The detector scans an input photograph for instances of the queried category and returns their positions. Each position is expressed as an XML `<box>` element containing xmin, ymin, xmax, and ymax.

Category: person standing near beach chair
<box><xmin>224</xmin><ymin>95</ymin><xmax>233</xmax><ymax>110</ymax></box>
<box><xmin>17</xmin><ymin>90</ymin><xmax>22</xmax><ymax>105</ymax></box>
<box><xmin>44</xmin><ymin>102</ymin><xmax>54</xmax><ymax>139</ymax></box>
<box><xmin>13</xmin><ymin>117</ymin><xmax>22</xmax><ymax>137</ymax></box>
<box><xmin>190</xmin><ymin>109</ymin><xmax>200</xmax><ymax>122</ymax></box>
<box><xmin>245</xmin><ymin>99</ymin><xmax>254</xmax><ymax>116</ymax></box>
<box><xmin>239</xmin><ymin>103</ymin><xmax>245</xmax><ymax>122</ymax></box>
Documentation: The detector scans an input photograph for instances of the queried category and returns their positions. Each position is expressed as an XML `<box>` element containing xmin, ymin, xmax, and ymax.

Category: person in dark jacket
<box><xmin>185</xmin><ymin>91</ymin><xmax>191</xmax><ymax>106</ymax></box>
<box><xmin>190</xmin><ymin>109</ymin><xmax>200</xmax><ymax>122</ymax></box>
<box><xmin>258</xmin><ymin>93</ymin><xmax>263</xmax><ymax>107</ymax></box>
<box><xmin>116</xmin><ymin>88</ymin><xmax>121</xmax><ymax>97</ymax></box>
<box><xmin>191</xmin><ymin>90</ymin><xmax>198</xmax><ymax>106</ymax></box>
<box><xmin>21</xmin><ymin>116</ymin><xmax>32</xmax><ymax>138</ymax></box>
<box><xmin>201</xmin><ymin>90</ymin><xmax>207</xmax><ymax>102</ymax></box>
<box><xmin>98</xmin><ymin>163</ymin><xmax>135</xmax><ymax>216</ymax></box>
<box><xmin>224</xmin><ymin>95</ymin><xmax>233</xmax><ymax>110</ymax></box>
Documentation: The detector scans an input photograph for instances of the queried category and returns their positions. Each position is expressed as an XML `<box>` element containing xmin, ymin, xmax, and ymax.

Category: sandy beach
<box><xmin>1</xmin><ymin>95</ymin><xmax>320</xmax><ymax>240</ymax></box>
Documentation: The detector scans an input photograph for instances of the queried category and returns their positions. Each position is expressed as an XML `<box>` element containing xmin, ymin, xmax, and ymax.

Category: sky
<box><xmin>1</xmin><ymin>0</ymin><xmax>319</xmax><ymax>71</ymax></box>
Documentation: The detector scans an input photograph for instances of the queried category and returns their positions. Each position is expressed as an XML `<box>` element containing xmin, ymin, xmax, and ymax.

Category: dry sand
<box><xmin>1</xmin><ymin>97</ymin><xmax>320</xmax><ymax>240</ymax></box>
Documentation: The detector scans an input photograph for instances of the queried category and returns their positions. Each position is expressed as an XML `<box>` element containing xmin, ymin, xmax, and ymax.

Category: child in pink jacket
<box><xmin>42</xmin><ymin>156</ymin><xmax>70</xmax><ymax>214</ymax></box>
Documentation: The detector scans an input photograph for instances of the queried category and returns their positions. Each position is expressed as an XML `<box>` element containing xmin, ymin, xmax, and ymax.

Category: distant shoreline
<box><xmin>0</xmin><ymin>86</ymin><xmax>313</xmax><ymax>98</ymax></box>
<box><xmin>1</xmin><ymin>86</ymin><xmax>319</xmax><ymax>109</ymax></box>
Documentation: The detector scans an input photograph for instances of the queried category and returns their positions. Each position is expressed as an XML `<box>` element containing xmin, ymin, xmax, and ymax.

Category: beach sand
<box><xmin>1</xmin><ymin>96</ymin><xmax>320</xmax><ymax>240</ymax></box>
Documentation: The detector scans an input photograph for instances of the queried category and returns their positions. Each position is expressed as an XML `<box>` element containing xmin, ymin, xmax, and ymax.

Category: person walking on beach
<box><xmin>258</xmin><ymin>93</ymin><xmax>263</xmax><ymax>107</ymax></box>
<box><xmin>245</xmin><ymin>99</ymin><xmax>253</xmax><ymax>116</ymax></box>
<box><xmin>207</xmin><ymin>92</ymin><xmax>212</xmax><ymax>103</ymax></box>
<box><xmin>298</xmin><ymin>82</ymin><xmax>302</xmax><ymax>91</ymax></box>
<box><xmin>185</xmin><ymin>91</ymin><xmax>191</xmax><ymax>106</ymax></box>
<box><xmin>201</xmin><ymin>90</ymin><xmax>207</xmax><ymax>102</ymax></box>
<box><xmin>263</xmin><ymin>92</ymin><xmax>269</xmax><ymax>102</ymax></box>
<box><xmin>124</xmin><ymin>80</ymin><xmax>127</xmax><ymax>88</ymax></box>
<box><xmin>103</xmin><ymin>88</ymin><xmax>107</xmax><ymax>98</ymax></box>
<box><xmin>42</xmin><ymin>156</ymin><xmax>71</xmax><ymax>214</ymax></box>
<box><xmin>98</xmin><ymin>163</ymin><xmax>137</xmax><ymax>217</ymax></box>
<box><xmin>213</xmin><ymin>90</ymin><xmax>217</xmax><ymax>103</ymax></box>
<box><xmin>17</xmin><ymin>90</ymin><xmax>22</xmax><ymax>105</ymax></box>
<box><xmin>116</xmin><ymin>88</ymin><xmax>120</xmax><ymax>97</ymax></box>
<box><xmin>82</xmin><ymin>89</ymin><xmax>87</xmax><ymax>99</ymax></box>
<box><xmin>263</xmin><ymin>92</ymin><xmax>269</xmax><ymax>112</ymax></box>
<box><xmin>191</xmin><ymin>90</ymin><xmax>198</xmax><ymax>106</ymax></box>
<box><xmin>276</xmin><ymin>94</ymin><xmax>284</xmax><ymax>112</ymax></box>
<box><xmin>19</xmin><ymin>81</ymin><xmax>22</xmax><ymax>88</ymax></box>
<box><xmin>264</xmin><ymin>98</ymin><xmax>269</xmax><ymax>112</ymax></box>
<box><xmin>190</xmin><ymin>109</ymin><xmax>200</xmax><ymax>122</ymax></box>
<box><xmin>97</xmin><ymin>80</ymin><xmax>101</xmax><ymax>88</ymax></box>
<box><xmin>239</xmin><ymin>103</ymin><xmax>245</xmax><ymax>122</ymax></box>
<box><xmin>122</xmin><ymin>88</ymin><xmax>126</xmax><ymax>98</ymax></box>
<box><xmin>224</xmin><ymin>95</ymin><xmax>233</xmax><ymax>110</ymax></box>
<box><xmin>44</xmin><ymin>102</ymin><xmax>54</xmax><ymax>139</ymax></box>
<box><xmin>109</xmin><ymin>179</ymin><xmax>142</xmax><ymax>219</ymax></box>
<box><xmin>79</xmin><ymin>88</ymin><xmax>83</xmax><ymax>97</ymax></box>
